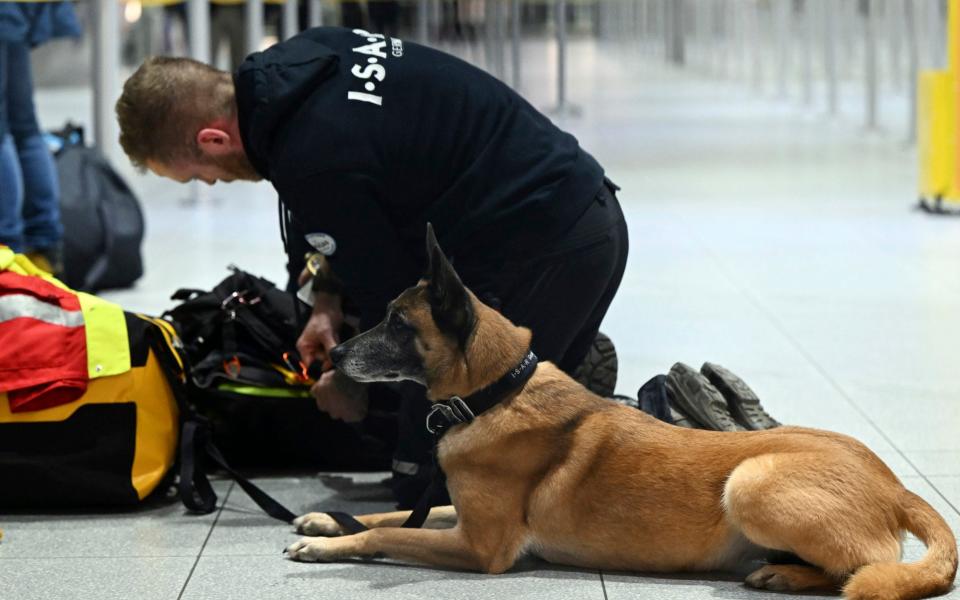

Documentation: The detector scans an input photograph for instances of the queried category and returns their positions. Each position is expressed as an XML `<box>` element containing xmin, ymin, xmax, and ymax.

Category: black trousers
<box><xmin>389</xmin><ymin>181</ymin><xmax>629</xmax><ymax>507</ymax></box>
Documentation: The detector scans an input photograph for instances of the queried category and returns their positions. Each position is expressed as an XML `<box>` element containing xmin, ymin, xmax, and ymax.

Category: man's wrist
<box><xmin>311</xmin><ymin>290</ymin><xmax>342</xmax><ymax>314</ymax></box>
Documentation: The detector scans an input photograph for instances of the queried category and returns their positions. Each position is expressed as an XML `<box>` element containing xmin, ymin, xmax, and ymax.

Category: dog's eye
<box><xmin>388</xmin><ymin>313</ymin><xmax>405</xmax><ymax>330</ymax></box>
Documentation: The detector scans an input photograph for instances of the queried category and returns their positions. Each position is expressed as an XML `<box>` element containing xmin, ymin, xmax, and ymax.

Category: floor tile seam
<box><xmin>599</xmin><ymin>570</ymin><xmax>609</xmax><ymax>600</ymax></box>
<box><xmin>0</xmin><ymin>554</ymin><xmax>203</xmax><ymax>560</ymax></box>
<box><xmin>176</xmin><ymin>480</ymin><xmax>235</xmax><ymax>600</ymax></box>
<box><xmin>683</xmin><ymin>223</ymin><xmax>960</xmax><ymax>519</ymax></box>
<box><xmin>170</xmin><ymin>552</ymin><xmax>306</xmax><ymax>558</ymax></box>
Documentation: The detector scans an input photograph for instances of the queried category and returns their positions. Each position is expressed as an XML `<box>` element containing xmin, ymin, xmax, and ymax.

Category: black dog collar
<box><xmin>426</xmin><ymin>350</ymin><xmax>538</xmax><ymax>436</ymax></box>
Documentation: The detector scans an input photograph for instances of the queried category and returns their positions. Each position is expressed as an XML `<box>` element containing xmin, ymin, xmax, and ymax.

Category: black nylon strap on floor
<box><xmin>179</xmin><ymin>420</ymin><xmax>218</xmax><ymax>514</ymax></box>
<box><xmin>178</xmin><ymin>419</ymin><xmax>444</xmax><ymax>533</ymax></box>
<box><xmin>323</xmin><ymin>511</ymin><xmax>368</xmax><ymax>535</ymax></box>
<box><xmin>203</xmin><ymin>441</ymin><xmax>297</xmax><ymax>523</ymax></box>
<box><xmin>178</xmin><ymin>420</ymin><xmax>296</xmax><ymax>523</ymax></box>
<box><xmin>401</xmin><ymin>466</ymin><xmax>447</xmax><ymax>529</ymax></box>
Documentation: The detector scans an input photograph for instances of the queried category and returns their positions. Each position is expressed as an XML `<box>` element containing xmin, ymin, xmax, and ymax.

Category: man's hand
<box><xmin>296</xmin><ymin>292</ymin><xmax>343</xmax><ymax>371</ymax></box>
<box><xmin>311</xmin><ymin>370</ymin><xmax>369</xmax><ymax>423</ymax></box>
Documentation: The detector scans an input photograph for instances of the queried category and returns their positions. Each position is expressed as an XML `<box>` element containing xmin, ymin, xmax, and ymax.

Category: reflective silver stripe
<box><xmin>391</xmin><ymin>459</ymin><xmax>420</xmax><ymax>476</ymax></box>
<box><xmin>0</xmin><ymin>294</ymin><xmax>84</xmax><ymax>328</ymax></box>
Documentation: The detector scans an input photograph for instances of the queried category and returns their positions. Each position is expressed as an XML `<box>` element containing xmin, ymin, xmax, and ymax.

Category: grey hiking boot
<box><xmin>573</xmin><ymin>332</ymin><xmax>618</xmax><ymax>397</ymax></box>
<box><xmin>668</xmin><ymin>406</ymin><xmax>698</xmax><ymax>428</ymax></box>
<box><xmin>701</xmin><ymin>362</ymin><xmax>780</xmax><ymax>430</ymax></box>
<box><xmin>665</xmin><ymin>362</ymin><xmax>745</xmax><ymax>432</ymax></box>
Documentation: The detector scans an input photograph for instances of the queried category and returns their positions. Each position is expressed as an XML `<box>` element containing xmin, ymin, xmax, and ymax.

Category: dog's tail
<box><xmin>843</xmin><ymin>490</ymin><xmax>957</xmax><ymax>600</ymax></box>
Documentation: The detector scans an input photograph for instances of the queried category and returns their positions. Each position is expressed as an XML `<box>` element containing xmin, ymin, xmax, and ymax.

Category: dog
<box><xmin>285</xmin><ymin>225</ymin><xmax>958</xmax><ymax>600</ymax></box>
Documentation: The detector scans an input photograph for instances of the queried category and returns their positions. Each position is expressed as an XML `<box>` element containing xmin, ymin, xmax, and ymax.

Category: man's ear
<box><xmin>196</xmin><ymin>128</ymin><xmax>232</xmax><ymax>156</ymax></box>
<box><xmin>424</xmin><ymin>223</ymin><xmax>475</xmax><ymax>350</ymax></box>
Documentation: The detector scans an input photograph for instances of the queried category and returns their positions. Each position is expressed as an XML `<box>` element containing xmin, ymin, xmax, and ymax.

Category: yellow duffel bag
<box><xmin>0</xmin><ymin>247</ymin><xmax>184</xmax><ymax>508</ymax></box>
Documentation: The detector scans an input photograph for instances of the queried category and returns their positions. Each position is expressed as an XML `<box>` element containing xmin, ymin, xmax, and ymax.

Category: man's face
<box><xmin>147</xmin><ymin>149</ymin><xmax>261</xmax><ymax>185</ymax></box>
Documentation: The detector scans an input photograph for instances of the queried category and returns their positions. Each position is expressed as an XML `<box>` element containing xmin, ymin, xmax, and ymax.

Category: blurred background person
<box><xmin>0</xmin><ymin>0</ymin><xmax>80</xmax><ymax>274</ymax></box>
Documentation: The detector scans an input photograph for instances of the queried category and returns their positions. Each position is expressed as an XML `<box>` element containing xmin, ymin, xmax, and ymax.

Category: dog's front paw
<box><xmin>293</xmin><ymin>512</ymin><xmax>345</xmax><ymax>537</ymax></box>
<box><xmin>284</xmin><ymin>537</ymin><xmax>337</xmax><ymax>562</ymax></box>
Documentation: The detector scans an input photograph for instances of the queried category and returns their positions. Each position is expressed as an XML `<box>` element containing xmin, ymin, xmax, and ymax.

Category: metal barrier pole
<box><xmin>550</xmin><ymin>0</ymin><xmax>579</xmax><ymax>116</ymax></box>
<box><xmin>188</xmin><ymin>0</ymin><xmax>211</xmax><ymax>63</ymax></box>
<box><xmin>927</xmin><ymin>0</ymin><xmax>944</xmax><ymax>67</ymax></box>
<box><xmin>741</xmin><ymin>1</ymin><xmax>750</xmax><ymax>80</ymax></box>
<box><xmin>557</xmin><ymin>0</ymin><xmax>567</xmax><ymax>110</ymax></box>
<box><xmin>639</xmin><ymin>0</ymin><xmax>646</xmax><ymax>54</ymax></box>
<box><xmin>864</xmin><ymin>0</ymin><xmax>879</xmax><ymax>129</ymax></box>
<box><xmin>494</xmin><ymin>0</ymin><xmax>505</xmax><ymax>79</ymax></box>
<box><xmin>905</xmin><ymin>0</ymin><xmax>919</xmax><ymax>143</ymax></box>
<box><xmin>511</xmin><ymin>0</ymin><xmax>522</xmax><ymax>90</ymax></box>
<box><xmin>749</xmin><ymin>1</ymin><xmax>761</xmax><ymax>90</ymax></box>
<box><xmin>801</xmin><ymin>0</ymin><xmax>813</xmax><ymax>104</ymax></box>
<box><xmin>246</xmin><ymin>0</ymin><xmax>264</xmax><ymax>54</ymax></box>
<box><xmin>889</xmin><ymin>0</ymin><xmax>904</xmax><ymax>91</ymax></box>
<box><xmin>823</xmin><ymin>0</ymin><xmax>838</xmax><ymax>114</ymax></box>
<box><xmin>714</xmin><ymin>0</ymin><xmax>725</xmax><ymax>77</ymax></box>
<box><xmin>93</xmin><ymin>0</ymin><xmax>121</xmax><ymax>167</ymax></box>
<box><xmin>776</xmin><ymin>0</ymin><xmax>789</xmax><ymax>98</ymax></box>
<box><xmin>634</xmin><ymin>0</ymin><xmax>643</xmax><ymax>52</ymax></box>
<box><xmin>188</xmin><ymin>0</ymin><xmax>211</xmax><ymax>205</ymax></box>
<box><xmin>730</xmin><ymin>0</ymin><xmax>738</xmax><ymax>76</ymax></box>
<box><xmin>283</xmin><ymin>0</ymin><xmax>299</xmax><ymax>40</ymax></box>
<box><xmin>483</xmin><ymin>0</ymin><xmax>493</xmax><ymax>71</ymax></box>
<box><xmin>666</xmin><ymin>0</ymin><xmax>684</xmax><ymax>65</ymax></box>
<box><xmin>418</xmin><ymin>0</ymin><xmax>428</xmax><ymax>44</ymax></box>
<box><xmin>690</xmin><ymin>0</ymin><xmax>700</xmax><ymax>69</ymax></box>
<box><xmin>309</xmin><ymin>0</ymin><xmax>322</xmax><ymax>27</ymax></box>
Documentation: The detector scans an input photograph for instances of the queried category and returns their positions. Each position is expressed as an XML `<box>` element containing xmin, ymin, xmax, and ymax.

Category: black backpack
<box><xmin>52</xmin><ymin>123</ymin><xmax>144</xmax><ymax>292</ymax></box>
<box><xmin>164</xmin><ymin>266</ymin><xmax>395</xmax><ymax>470</ymax></box>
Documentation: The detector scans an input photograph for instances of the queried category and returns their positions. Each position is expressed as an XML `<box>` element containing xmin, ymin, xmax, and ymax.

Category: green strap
<box><xmin>216</xmin><ymin>382</ymin><xmax>312</xmax><ymax>398</ymax></box>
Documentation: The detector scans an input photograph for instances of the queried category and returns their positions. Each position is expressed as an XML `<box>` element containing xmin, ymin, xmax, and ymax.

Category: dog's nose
<box><xmin>329</xmin><ymin>344</ymin><xmax>347</xmax><ymax>367</ymax></box>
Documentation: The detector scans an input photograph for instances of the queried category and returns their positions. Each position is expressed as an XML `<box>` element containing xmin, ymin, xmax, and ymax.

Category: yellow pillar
<box><xmin>950</xmin><ymin>0</ymin><xmax>960</xmax><ymax>199</ymax></box>
<box><xmin>918</xmin><ymin>0</ymin><xmax>959</xmax><ymax>203</ymax></box>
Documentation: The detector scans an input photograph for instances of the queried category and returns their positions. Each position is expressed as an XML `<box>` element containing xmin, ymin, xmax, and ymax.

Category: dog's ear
<box><xmin>424</xmin><ymin>223</ymin><xmax>475</xmax><ymax>350</ymax></box>
<box><xmin>425</xmin><ymin>222</ymin><xmax>440</xmax><ymax>276</ymax></box>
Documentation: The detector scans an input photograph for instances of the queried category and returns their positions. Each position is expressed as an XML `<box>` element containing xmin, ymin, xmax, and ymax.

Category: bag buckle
<box><xmin>220</xmin><ymin>289</ymin><xmax>251</xmax><ymax>309</ymax></box>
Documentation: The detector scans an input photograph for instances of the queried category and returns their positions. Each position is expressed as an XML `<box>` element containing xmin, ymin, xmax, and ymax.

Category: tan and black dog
<box><xmin>285</xmin><ymin>226</ymin><xmax>957</xmax><ymax>600</ymax></box>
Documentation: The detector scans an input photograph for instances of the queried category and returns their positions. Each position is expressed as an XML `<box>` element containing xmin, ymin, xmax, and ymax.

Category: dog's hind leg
<box><xmin>295</xmin><ymin>505</ymin><xmax>457</xmax><ymax>536</ymax></box>
<box><xmin>745</xmin><ymin>564</ymin><xmax>842</xmax><ymax>592</ymax></box>
<box><xmin>724</xmin><ymin>453</ymin><xmax>902</xmax><ymax>593</ymax></box>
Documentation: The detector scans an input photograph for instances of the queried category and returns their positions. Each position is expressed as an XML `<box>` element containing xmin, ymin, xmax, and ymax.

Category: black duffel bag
<box><xmin>51</xmin><ymin>123</ymin><xmax>144</xmax><ymax>292</ymax></box>
<box><xmin>164</xmin><ymin>266</ymin><xmax>395</xmax><ymax>470</ymax></box>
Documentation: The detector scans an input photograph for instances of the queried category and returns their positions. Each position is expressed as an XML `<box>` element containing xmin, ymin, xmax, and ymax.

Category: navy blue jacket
<box><xmin>235</xmin><ymin>27</ymin><xmax>605</xmax><ymax>326</ymax></box>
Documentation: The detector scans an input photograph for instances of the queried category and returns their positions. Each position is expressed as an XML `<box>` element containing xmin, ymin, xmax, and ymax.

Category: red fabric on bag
<box><xmin>0</xmin><ymin>271</ymin><xmax>88</xmax><ymax>412</ymax></box>
<box><xmin>7</xmin><ymin>379</ymin><xmax>88</xmax><ymax>412</ymax></box>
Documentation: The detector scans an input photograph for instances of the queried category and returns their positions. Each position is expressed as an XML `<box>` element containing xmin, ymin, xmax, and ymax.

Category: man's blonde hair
<box><xmin>116</xmin><ymin>57</ymin><xmax>235</xmax><ymax>170</ymax></box>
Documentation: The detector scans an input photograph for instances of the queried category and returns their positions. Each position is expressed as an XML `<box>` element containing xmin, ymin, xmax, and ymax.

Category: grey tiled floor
<box><xmin>4</xmin><ymin>36</ymin><xmax>960</xmax><ymax>599</ymax></box>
